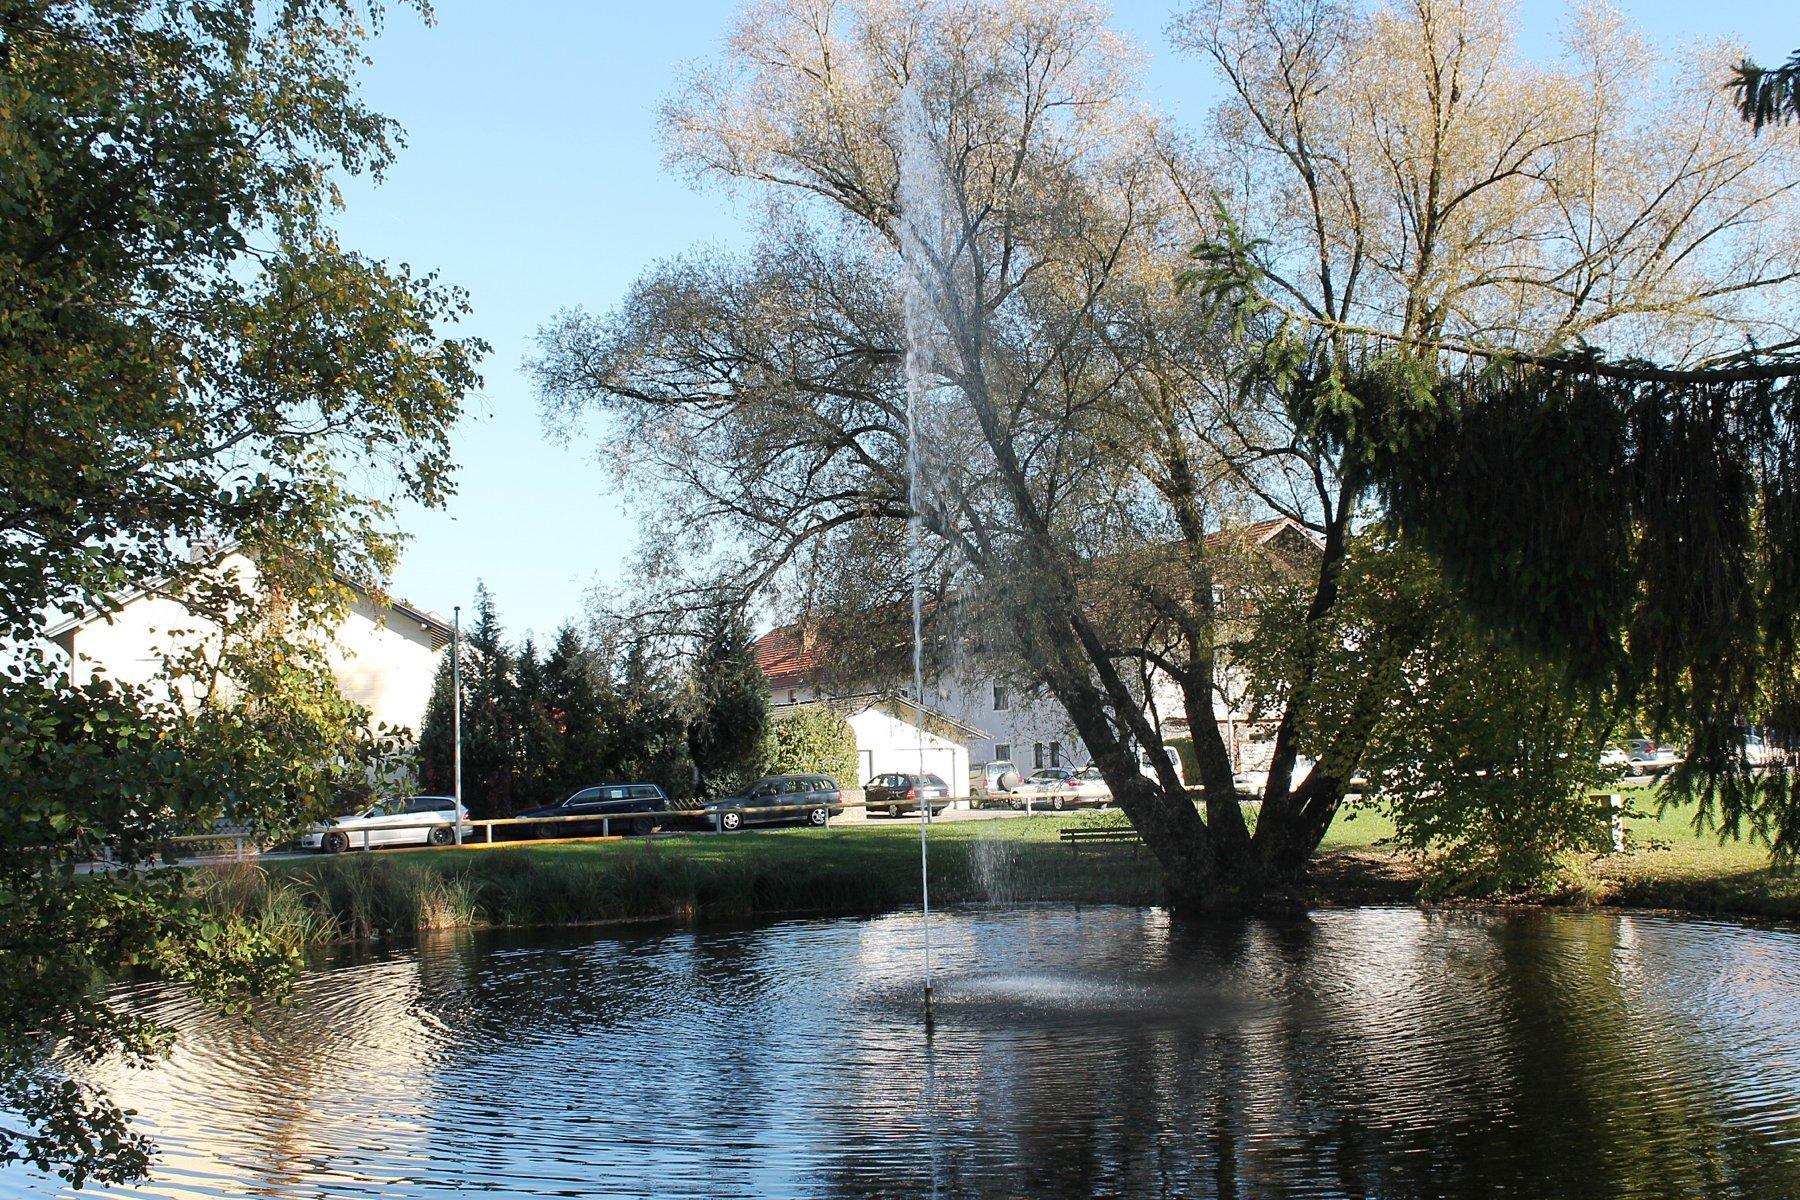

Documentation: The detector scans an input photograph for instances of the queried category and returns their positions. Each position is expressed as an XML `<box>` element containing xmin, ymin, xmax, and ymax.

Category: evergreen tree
<box><xmin>544</xmin><ymin>625</ymin><xmax>611</xmax><ymax>793</ymax></box>
<box><xmin>509</xmin><ymin>638</ymin><xmax>560</xmax><ymax>806</ymax></box>
<box><xmin>418</xmin><ymin>652</ymin><xmax>456</xmax><ymax>795</ymax></box>
<box><xmin>687</xmin><ymin>605</ymin><xmax>771</xmax><ymax>796</ymax></box>
<box><xmin>456</xmin><ymin>584</ymin><xmax>520</xmax><ymax>817</ymax></box>
<box><xmin>1732</xmin><ymin>50</ymin><xmax>1800</xmax><ymax>131</ymax></box>
<box><xmin>609</xmin><ymin>642</ymin><xmax>696</xmax><ymax>800</ymax></box>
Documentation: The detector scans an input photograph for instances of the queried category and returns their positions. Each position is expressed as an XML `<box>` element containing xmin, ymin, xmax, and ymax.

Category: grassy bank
<box><xmin>1581</xmin><ymin>785</ymin><xmax>1800</xmax><ymax>918</ymax></box>
<box><xmin>193</xmin><ymin>814</ymin><xmax>1169</xmax><ymax>950</ymax></box>
<box><xmin>190</xmin><ymin>794</ymin><xmax>1797</xmax><ymax>950</ymax></box>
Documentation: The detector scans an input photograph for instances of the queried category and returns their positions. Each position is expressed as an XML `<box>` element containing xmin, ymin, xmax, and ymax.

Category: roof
<box><xmin>751</xmin><ymin>516</ymin><xmax>1320</xmax><ymax>684</ymax></box>
<box><xmin>870</xmin><ymin>693</ymin><xmax>990</xmax><ymax>741</ymax></box>
<box><xmin>753</xmin><ymin>622</ymin><xmax>822</xmax><ymax>685</ymax></box>
<box><xmin>1206</xmin><ymin>514</ymin><xmax>1324</xmax><ymax>550</ymax></box>
<box><xmin>780</xmin><ymin>693</ymin><xmax>989</xmax><ymax>742</ymax></box>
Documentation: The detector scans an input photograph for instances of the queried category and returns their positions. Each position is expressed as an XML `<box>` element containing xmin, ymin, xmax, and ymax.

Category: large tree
<box><xmin>1175</xmin><ymin>0</ymin><xmax>1800</xmax><ymax>862</ymax></box>
<box><xmin>0</xmin><ymin>0</ymin><xmax>481</xmax><ymax>1184</ymax></box>
<box><xmin>535</xmin><ymin>0</ymin><xmax>1800</xmax><ymax>904</ymax></box>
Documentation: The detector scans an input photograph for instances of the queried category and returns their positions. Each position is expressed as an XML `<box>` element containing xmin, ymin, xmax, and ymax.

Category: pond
<box><xmin>7</xmin><ymin>906</ymin><xmax>1799</xmax><ymax>1198</ymax></box>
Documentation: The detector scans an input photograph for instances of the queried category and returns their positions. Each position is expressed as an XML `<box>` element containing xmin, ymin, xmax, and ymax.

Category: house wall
<box><xmin>846</xmin><ymin>705</ymin><xmax>971</xmax><ymax>798</ymax></box>
<box><xmin>320</xmin><ymin>591</ymin><xmax>444</xmax><ymax>734</ymax></box>
<box><xmin>769</xmin><ymin>658</ymin><xmax>1278</xmax><ymax>782</ymax></box>
<box><xmin>55</xmin><ymin>554</ymin><xmax>443</xmax><ymax>736</ymax></box>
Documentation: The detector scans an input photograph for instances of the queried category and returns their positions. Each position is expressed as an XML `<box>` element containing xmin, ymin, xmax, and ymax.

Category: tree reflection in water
<box><xmin>9</xmin><ymin>908</ymin><xmax>1798</xmax><ymax>1199</ymax></box>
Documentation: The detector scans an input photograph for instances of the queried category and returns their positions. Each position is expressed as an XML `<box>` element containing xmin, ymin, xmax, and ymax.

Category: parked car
<box><xmin>1010</xmin><ymin>767</ymin><xmax>1075</xmax><ymax>807</ymax></box>
<box><xmin>1626</xmin><ymin>739</ymin><xmax>1683</xmax><ymax>776</ymax></box>
<box><xmin>1599</xmin><ymin>745</ymin><xmax>1631</xmax><ymax>774</ymax></box>
<box><xmin>866</xmin><ymin>772</ymin><xmax>950</xmax><ymax>818</ymax></box>
<box><xmin>711</xmin><ymin>775</ymin><xmax>843</xmax><ymax>831</ymax></box>
<box><xmin>1742</xmin><ymin>733</ymin><xmax>1782</xmax><ymax>769</ymax></box>
<box><xmin>1233</xmin><ymin>757</ymin><xmax>1317</xmax><ymax>797</ymax></box>
<box><xmin>1015</xmin><ymin>765</ymin><xmax>1111</xmax><ymax>810</ymax></box>
<box><xmin>303</xmin><ymin>795</ymin><xmax>470</xmax><ymax>853</ymax></box>
<box><xmin>515</xmin><ymin>783</ymin><xmax>669</xmax><ymax>838</ymax></box>
<box><xmin>1140</xmin><ymin>746</ymin><xmax>1186</xmax><ymax>785</ymax></box>
<box><xmin>970</xmin><ymin>759</ymin><xmax>1023</xmax><ymax>801</ymax></box>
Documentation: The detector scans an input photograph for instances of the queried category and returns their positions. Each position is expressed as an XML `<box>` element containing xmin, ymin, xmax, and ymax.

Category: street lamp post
<box><xmin>452</xmin><ymin>605</ymin><xmax>463</xmax><ymax>846</ymax></box>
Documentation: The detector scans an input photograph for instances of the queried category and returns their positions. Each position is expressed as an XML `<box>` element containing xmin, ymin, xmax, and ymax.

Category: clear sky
<box><xmin>336</xmin><ymin>0</ymin><xmax>1795</xmax><ymax>643</ymax></box>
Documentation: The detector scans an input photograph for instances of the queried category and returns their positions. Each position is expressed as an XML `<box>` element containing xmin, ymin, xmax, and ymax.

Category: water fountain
<box><xmin>896</xmin><ymin>83</ymin><xmax>959</xmax><ymax>1027</ymax></box>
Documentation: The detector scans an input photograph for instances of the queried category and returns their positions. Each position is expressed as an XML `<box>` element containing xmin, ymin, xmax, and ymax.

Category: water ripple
<box><xmin>6</xmin><ymin>906</ymin><xmax>1799</xmax><ymax>1199</ymax></box>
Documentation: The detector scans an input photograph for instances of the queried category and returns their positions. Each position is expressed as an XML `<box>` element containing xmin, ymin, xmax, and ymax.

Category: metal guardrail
<box><xmin>169</xmin><ymin>795</ymin><xmax>961</xmax><ymax>856</ymax></box>
<box><xmin>168</xmin><ymin>787</ymin><xmax>1188</xmax><ymax>858</ymax></box>
<box><xmin>184</xmin><ymin>781</ymin><xmax>1429</xmax><ymax>859</ymax></box>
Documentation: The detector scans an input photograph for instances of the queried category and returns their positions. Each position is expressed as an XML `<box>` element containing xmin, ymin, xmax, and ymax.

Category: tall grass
<box><xmin>186</xmin><ymin>822</ymin><xmax>1169</xmax><ymax>945</ymax></box>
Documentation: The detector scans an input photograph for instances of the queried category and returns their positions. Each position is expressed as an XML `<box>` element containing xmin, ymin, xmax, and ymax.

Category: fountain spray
<box><xmin>898</xmin><ymin>83</ymin><xmax>942</xmax><ymax>1029</ymax></box>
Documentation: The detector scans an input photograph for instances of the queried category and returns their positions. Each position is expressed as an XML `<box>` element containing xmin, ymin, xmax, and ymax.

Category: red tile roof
<box><xmin>753</xmin><ymin>623</ymin><xmax>821</xmax><ymax>685</ymax></box>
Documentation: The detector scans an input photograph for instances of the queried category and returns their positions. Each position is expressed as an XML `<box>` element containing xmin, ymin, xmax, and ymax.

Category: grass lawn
<box><xmin>1582</xmin><ymin>781</ymin><xmax>1800</xmax><ymax>918</ymax></box>
<box><xmin>197</xmin><ymin>792</ymin><xmax>1794</xmax><ymax>949</ymax></box>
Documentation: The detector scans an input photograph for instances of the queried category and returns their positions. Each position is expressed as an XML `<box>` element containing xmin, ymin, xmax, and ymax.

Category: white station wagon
<box><xmin>302</xmin><ymin>795</ymin><xmax>471</xmax><ymax>853</ymax></box>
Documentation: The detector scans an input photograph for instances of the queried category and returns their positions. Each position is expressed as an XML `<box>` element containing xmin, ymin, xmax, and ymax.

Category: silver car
<box><xmin>302</xmin><ymin>795</ymin><xmax>472</xmax><ymax>853</ymax></box>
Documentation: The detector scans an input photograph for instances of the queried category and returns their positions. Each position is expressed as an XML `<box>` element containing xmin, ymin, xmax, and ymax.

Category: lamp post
<box><xmin>452</xmin><ymin>605</ymin><xmax>463</xmax><ymax>846</ymax></box>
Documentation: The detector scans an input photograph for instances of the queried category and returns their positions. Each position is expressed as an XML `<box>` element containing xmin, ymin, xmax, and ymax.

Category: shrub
<box><xmin>758</xmin><ymin>706</ymin><xmax>859</xmax><ymax>788</ymax></box>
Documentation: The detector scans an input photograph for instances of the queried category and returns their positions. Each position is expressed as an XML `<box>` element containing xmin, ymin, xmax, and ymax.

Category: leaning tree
<box><xmin>536</xmin><ymin>0</ymin><xmax>1800</xmax><ymax>903</ymax></box>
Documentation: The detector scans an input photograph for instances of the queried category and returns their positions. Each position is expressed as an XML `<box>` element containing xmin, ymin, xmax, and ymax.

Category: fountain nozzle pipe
<box><xmin>924</xmin><ymin>984</ymin><xmax>935</xmax><ymax>1028</ymax></box>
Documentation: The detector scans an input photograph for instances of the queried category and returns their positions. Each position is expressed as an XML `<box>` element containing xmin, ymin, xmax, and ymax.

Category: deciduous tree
<box><xmin>0</xmin><ymin>1</ymin><xmax>482</xmax><ymax>1182</ymax></box>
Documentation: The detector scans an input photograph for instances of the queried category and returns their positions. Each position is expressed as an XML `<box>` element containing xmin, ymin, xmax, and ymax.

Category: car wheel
<box><xmin>888</xmin><ymin>804</ymin><xmax>901</xmax><ymax>818</ymax></box>
<box><xmin>1050</xmin><ymin>795</ymin><xmax>1065</xmax><ymax>812</ymax></box>
<box><xmin>630</xmin><ymin>815</ymin><xmax>654</xmax><ymax>836</ymax></box>
<box><xmin>323</xmin><ymin>831</ymin><xmax>349</xmax><ymax>854</ymax></box>
<box><xmin>808</xmin><ymin>807</ymin><xmax>828</xmax><ymax>827</ymax></box>
<box><xmin>427</xmin><ymin>826</ymin><xmax>454</xmax><ymax>847</ymax></box>
<box><xmin>720</xmin><ymin>810</ymin><xmax>743</xmax><ymax>832</ymax></box>
<box><xmin>534</xmin><ymin>822</ymin><xmax>556</xmax><ymax>839</ymax></box>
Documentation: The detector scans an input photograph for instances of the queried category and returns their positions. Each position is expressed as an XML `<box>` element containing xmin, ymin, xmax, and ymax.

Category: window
<box><xmin>992</xmin><ymin>682</ymin><xmax>1010</xmax><ymax>711</ymax></box>
<box><xmin>993</xmin><ymin>743</ymin><xmax>1011</xmax><ymax>763</ymax></box>
<box><xmin>1050</xmin><ymin>742</ymin><xmax>1062</xmax><ymax>768</ymax></box>
<box><xmin>1034</xmin><ymin>743</ymin><xmax>1045</xmax><ymax>769</ymax></box>
<box><xmin>629</xmin><ymin>785</ymin><xmax>660</xmax><ymax>799</ymax></box>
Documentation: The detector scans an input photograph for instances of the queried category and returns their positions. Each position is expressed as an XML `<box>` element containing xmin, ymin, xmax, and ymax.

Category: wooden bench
<box><xmin>1059</xmin><ymin>825</ymin><xmax>1142</xmax><ymax>850</ymax></box>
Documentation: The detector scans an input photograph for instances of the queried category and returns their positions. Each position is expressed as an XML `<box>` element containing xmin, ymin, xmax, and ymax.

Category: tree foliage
<box><xmin>536</xmin><ymin>0</ymin><xmax>1800</xmax><ymax>904</ymax></box>
<box><xmin>1343</xmin><ymin>545</ymin><xmax>1617</xmax><ymax>892</ymax></box>
<box><xmin>1732</xmin><ymin>49</ymin><xmax>1800</xmax><ymax>132</ymax></box>
<box><xmin>758</xmin><ymin>707</ymin><xmax>860</xmax><ymax>790</ymax></box>
<box><xmin>0</xmin><ymin>0</ymin><xmax>481</xmax><ymax>1183</ymax></box>
<box><xmin>416</xmin><ymin>588</ymin><xmax>770</xmax><ymax>811</ymax></box>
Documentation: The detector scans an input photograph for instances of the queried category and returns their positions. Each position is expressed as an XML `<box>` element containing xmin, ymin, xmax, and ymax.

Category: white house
<box><xmin>754</xmin><ymin>517</ymin><xmax>1323</xmax><ymax>786</ymax></box>
<box><xmin>843</xmin><ymin>695</ymin><xmax>983</xmax><ymax>799</ymax></box>
<box><xmin>42</xmin><ymin>550</ymin><xmax>452</xmax><ymax>736</ymax></box>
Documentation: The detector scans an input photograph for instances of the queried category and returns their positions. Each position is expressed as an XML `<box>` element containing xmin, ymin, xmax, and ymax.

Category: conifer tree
<box><xmin>544</xmin><ymin>625</ymin><xmax>611</xmax><ymax>793</ymax></box>
<box><xmin>687</xmin><ymin>605</ymin><xmax>770</xmax><ymax>796</ymax></box>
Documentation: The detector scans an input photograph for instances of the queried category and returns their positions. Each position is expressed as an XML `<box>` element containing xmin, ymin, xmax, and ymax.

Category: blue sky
<box><xmin>337</xmin><ymin>0</ymin><xmax>1794</xmax><ymax>642</ymax></box>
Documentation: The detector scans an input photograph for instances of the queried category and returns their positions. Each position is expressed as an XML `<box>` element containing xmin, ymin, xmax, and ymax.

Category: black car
<box><xmin>712</xmin><ymin>775</ymin><xmax>843</xmax><ymax>832</ymax></box>
<box><xmin>865</xmin><ymin>772</ymin><xmax>950</xmax><ymax>818</ymax></box>
<box><xmin>515</xmin><ymin>783</ymin><xmax>669</xmax><ymax>838</ymax></box>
